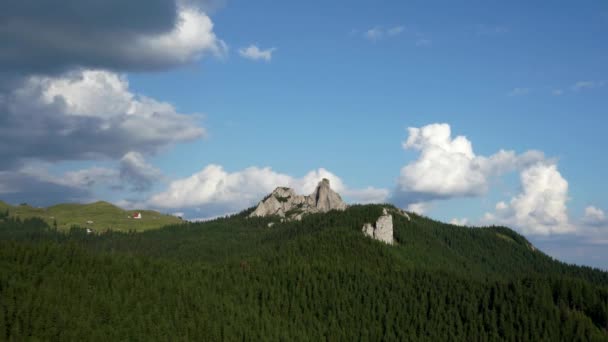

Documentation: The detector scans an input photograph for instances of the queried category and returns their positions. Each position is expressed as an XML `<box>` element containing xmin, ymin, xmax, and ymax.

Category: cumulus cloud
<box><xmin>0</xmin><ymin>0</ymin><xmax>223</xmax><ymax>204</ymax></box>
<box><xmin>148</xmin><ymin>165</ymin><xmax>327</xmax><ymax>210</ymax></box>
<box><xmin>0</xmin><ymin>1</ymin><xmax>226</xmax><ymax>73</ymax></box>
<box><xmin>394</xmin><ymin>123</ymin><xmax>545</xmax><ymax>205</ymax></box>
<box><xmin>392</xmin><ymin>123</ymin><xmax>578</xmax><ymax>236</ymax></box>
<box><xmin>0</xmin><ymin>69</ymin><xmax>204</xmax><ymax>169</ymax></box>
<box><xmin>582</xmin><ymin>206</ymin><xmax>607</xmax><ymax>226</ymax></box>
<box><xmin>147</xmin><ymin>165</ymin><xmax>388</xmax><ymax>218</ymax></box>
<box><xmin>238</xmin><ymin>45</ymin><xmax>276</xmax><ymax>62</ymax></box>
<box><xmin>120</xmin><ymin>152</ymin><xmax>162</xmax><ymax>192</ymax></box>
<box><xmin>483</xmin><ymin>162</ymin><xmax>573</xmax><ymax>235</ymax></box>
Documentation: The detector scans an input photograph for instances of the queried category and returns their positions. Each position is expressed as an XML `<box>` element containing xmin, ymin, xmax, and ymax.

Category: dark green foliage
<box><xmin>0</xmin><ymin>205</ymin><xmax>607</xmax><ymax>341</ymax></box>
<box><xmin>274</xmin><ymin>195</ymin><xmax>291</xmax><ymax>203</ymax></box>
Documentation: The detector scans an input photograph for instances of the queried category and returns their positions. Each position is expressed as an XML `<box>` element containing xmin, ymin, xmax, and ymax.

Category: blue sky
<box><xmin>1</xmin><ymin>0</ymin><xmax>607</xmax><ymax>268</ymax></box>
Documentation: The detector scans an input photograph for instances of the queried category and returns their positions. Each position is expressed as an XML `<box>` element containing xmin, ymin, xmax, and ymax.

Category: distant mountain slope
<box><xmin>0</xmin><ymin>200</ymin><xmax>182</xmax><ymax>232</ymax></box>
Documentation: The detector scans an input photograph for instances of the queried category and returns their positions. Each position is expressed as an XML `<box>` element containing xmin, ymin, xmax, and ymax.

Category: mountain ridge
<box><xmin>0</xmin><ymin>202</ymin><xmax>607</xmax><ymax>340</ymax></box>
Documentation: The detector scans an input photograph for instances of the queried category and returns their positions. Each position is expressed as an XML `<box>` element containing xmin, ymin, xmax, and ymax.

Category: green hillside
<box><xmin>0</xmin><ymin>200</ymin><xmax>182</xmax><ymax>232</ymax></box>
<box><xmin>0</xmin><ymin>204</ymin><xmax>607</xmax><ymax>340</ymax></box>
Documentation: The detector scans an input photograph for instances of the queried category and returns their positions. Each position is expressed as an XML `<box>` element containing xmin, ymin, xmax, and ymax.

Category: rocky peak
<box><xmin>311</xmin><ymin>178</ymin><xmax>347</xmax><ymax>212</ymax></box>
<box><xmin>270</xmin><ymin>187</ymin><xmax>297</xmax><ymax>199</ymax></box>
<box><xmin>249</xmin><ymin>179</ymin><xmax>347</xmax><ymax>220</ymax></box>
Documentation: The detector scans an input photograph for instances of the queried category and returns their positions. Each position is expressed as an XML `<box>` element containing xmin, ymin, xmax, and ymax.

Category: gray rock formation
<box><xmin>362</xmin><ymin>208</ymin><xmax>394</xmax><ymax>244</ymax></box>
<box><xmin>362</xmin><ymin>223</ymin><xmax>374</xmax><ymax>237</ymax></box>
<box><xmin>249</xmin><ymin>179</ymin><xmax>347</xmax><ymax>220</ymax></box>
<box><xmin>312</xmin><ymin>178</ymin><xmax>347</xmax><ymax>212</ymax></box>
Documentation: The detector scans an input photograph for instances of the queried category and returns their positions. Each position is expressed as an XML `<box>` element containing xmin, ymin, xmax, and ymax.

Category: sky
<box><xmin>1</xmin><ymin>0</ymin><xmax>607</xmax><ymax>269</ymax></box>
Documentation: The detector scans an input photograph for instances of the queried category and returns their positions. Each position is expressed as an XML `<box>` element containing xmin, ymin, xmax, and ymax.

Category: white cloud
<box><xmin>148</xmin><ymin>165</ymin><xmax>284</xmax><ymax>210</ymax></box>
<box><xmin>135</xmin><ymin>6</ymin><xmax>228</xmax><ymax>64</ymax></box>
<box><xmin>39</xmin><ymin>70</ymin><xmax>134</xmax><ymax>117</ymax></box>
<box><xmin>496</xmin><ymin>201</ymin><xmax>508</xmax><ymax>211</ymax></box>
<box><xmin>1</xmin><ymin>69</ymin><xmax>204</xmax><ymax>167</ymax></box>
<box><xmin>483</xmin><ymin>162</ymin><xmax>573</xmax><ymax>235</ymax></box>
<box><xmin>395</xmin><ymin>124</ymin><xmax>594</xmax><ymax>236</ymax></box>
<box><xmin>395</xmin><ymin>123</ymin><xmax>544</xmax><ymax>204</ymax></box>
<box><xmin>583</xmin><ymin>206</ymin><xmax>607</xmax><ymax>226</ymax></box>
<box><xmin>238</xmin><ymin>45</ymin><xmax>276</xmax><ymax>62</ymax></box>
<box><xmin>508</xmin><ymin>88</ymin><xmax>531</xmax><ymax>96</ymax></box>
<box><xmin>147</xmin><ymin>164</ymin><xmax>388</xmax><ymax>218</ymax></box>
<box><xmin>406</xmin><ymin>202</ymin><xmax>429</xmax><ymax>215</ymax></box>
<box><xmin>364</xmin><ymin>26</ymin><xmax>404</xmax><ymax>41</ymax></box>
<box><xmin>291</xmin><ymin>168</ymin><xmax>346</xmax><ymax>194</ymax></box>
<box><xmin>393</xmin><ymin>123</ymin><xmax>577</xmax><ymax>236</ymax></box>
<box><xmin>552</xmin><ymin>89</ymin><xmax>564</xmax><ymax>96</ymax></box>
<box><xmin>450</xmin><ymin>218</ymin><xmax>469</xmax><ymax>226</ymax></box>
<box><xmin>361</xmin><ymin>25</ymin><xmax>431</xmax><ymax>47</ymax></box>
<box><xmin>1</xmin><ymin>5</ymin><xmax>227</xmax><ymax>72</ymax></box>
<box><xmin>120</xmin><ymin>152</ymin><xmax>162</xmax><ymax>192</ymax></box>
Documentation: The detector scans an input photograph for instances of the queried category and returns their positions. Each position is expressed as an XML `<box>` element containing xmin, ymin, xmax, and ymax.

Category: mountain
<box><xmin>249</xmin><ymin>178</ymin><xmax>347</xmax><ymax>220</ymax></box>
<box><xmin>0</xmin><ymin>200</ymin><xmax>182</xmax><ymax>232</ymax></box>
<box><xmin>0</xmin><ymin>199</ymin><xmax>607</xmax><ymax>340</ymax></box>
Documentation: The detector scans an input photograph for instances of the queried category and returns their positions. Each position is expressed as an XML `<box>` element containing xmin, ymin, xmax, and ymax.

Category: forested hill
<box><xmin>1</xmin><ymin>204</ymin><xmax>607</xmax><ymax>340</ymax></box>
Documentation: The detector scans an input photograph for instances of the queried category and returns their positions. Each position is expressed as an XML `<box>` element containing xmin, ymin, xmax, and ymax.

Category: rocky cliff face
<box><xmin>362</xmin><ymin>208</ymin><xmax>394</xmax><ymax>244</ymax></box>
<box><xmin>249</xmin><ymin>179</ymin><xmax>347</xmax><ymax>220</ymax></box>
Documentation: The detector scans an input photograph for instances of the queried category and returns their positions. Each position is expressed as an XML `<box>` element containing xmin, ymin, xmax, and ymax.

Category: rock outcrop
<box><xmin>249</xmin><ymin>178</ymin><xmax>347</xmax><ymax>220</ymax></box>
<box><xmin>362</xmin><ymin>208</ymin><xmax>394</xmax><ymax>244</ymax></box>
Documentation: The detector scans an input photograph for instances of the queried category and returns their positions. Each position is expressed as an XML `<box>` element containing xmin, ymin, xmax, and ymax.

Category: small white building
<box><xmin>133</xmin><ymin>212</ymin><xmax>142</xmax><ymax>219</ymax></box>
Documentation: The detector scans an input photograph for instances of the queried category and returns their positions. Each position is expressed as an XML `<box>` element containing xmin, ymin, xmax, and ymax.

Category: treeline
<box><xmin>0</xmin><ymin>206</ymin><xmax>607</xmax><ymax>340</ymax></box>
